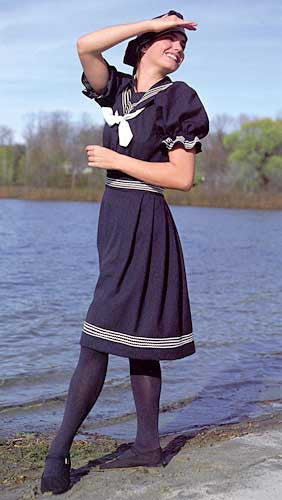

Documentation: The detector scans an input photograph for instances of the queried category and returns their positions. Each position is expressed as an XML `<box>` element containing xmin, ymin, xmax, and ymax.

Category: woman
<box><xmin>41</xmin><ymin>10</ymin><xmax>209</xmax><ymax>494</ymax></box>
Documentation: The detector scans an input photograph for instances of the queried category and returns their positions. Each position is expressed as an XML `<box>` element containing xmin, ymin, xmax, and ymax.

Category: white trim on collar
<box><xmin>122</xmin><ymin>82</ymin><xmax>173</xmax><ymax>114</ymax></box>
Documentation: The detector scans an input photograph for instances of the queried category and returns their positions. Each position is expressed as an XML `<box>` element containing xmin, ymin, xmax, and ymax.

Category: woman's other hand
<box><xmin>85</xmin><ymin>145</ymin><xmax>120</xmax><ymax>169</ymax></box>
<box><xmin>149</xmin><ymin>13</ymin><xmax>197</xmax><ymax>33</ymax></box>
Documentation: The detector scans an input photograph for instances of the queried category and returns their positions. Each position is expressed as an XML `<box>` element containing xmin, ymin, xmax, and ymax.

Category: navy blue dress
<box><xmin>79</xmin><ymin>59</ymin><xmax>209</xmax><ymax>360</ymax></box>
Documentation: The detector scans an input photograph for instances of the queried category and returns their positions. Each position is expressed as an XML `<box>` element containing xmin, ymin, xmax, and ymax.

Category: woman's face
<box><xmin>139</xmin><ymin>31</ymin><xmax>187</xmax><ymax>74</ymax></box>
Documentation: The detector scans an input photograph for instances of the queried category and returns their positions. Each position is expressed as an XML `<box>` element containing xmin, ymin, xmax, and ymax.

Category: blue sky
<box><xmin>1</xmin><ymin>0</ymin><xmax>281</xmax><ymax>142</ymax></box>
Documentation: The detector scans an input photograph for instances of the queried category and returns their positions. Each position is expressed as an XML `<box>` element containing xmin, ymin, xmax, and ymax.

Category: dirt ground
<box><xmin>1</xmin><ymin>411</ymin><xmax>282</xmax><ymax>500</ymax></box>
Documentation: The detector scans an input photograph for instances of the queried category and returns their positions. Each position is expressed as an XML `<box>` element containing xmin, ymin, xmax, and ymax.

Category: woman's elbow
<box><xmin>182</xmin><ymin>181</ymin><xmax>194</xmax><ymax>192</ymax></box>
<box><xmin>182</xmin><ymin>172</ymin><xmax>195</xmax><ymax>192</ymax></box>
<box><xmin>169</xmin><ymin>150</ymin><xmax>195</xmax><ymax>192</ymax></box>
<box><xmin>77</xmin><ymin>35</ymin><xmax>85</xmax><ymax>47</ymax></box>
<box><xmin>76</xmin><ymin>36</ymin><xmax>97</xmax><ymax>55</ymax></box>
<box><xmin>76</xmin><ymin>37</ymin><xmax>86</xmax><ymax>55</ymax></box>
<box><xmin>173</xmin><ymin>175</ymin><xmax>193</xmax><ymax>192</ymax></box>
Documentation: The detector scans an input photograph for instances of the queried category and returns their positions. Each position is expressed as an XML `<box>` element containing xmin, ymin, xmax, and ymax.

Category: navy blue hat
<box><xmin>123</xmin><ymin>10</ymin><xmax>188</xmax><ymax>68</ymax></box>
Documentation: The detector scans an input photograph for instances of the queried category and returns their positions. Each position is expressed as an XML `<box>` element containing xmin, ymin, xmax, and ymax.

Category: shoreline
<box><xmin>1</xmin><ymin>410</ymin><xmax>282</xmax><ymax>499</ymax></box>
<box><xmin>1</xmin><ymin>186</ymin><xmax>282</xmax><ymax>210</ymax></box>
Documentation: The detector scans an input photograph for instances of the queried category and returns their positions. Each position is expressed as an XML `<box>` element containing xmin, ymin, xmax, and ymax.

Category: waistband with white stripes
<box><xmin>105</xmin><ymin>176</ymin><xmax>165</xmax><ymax>195</ymax></box>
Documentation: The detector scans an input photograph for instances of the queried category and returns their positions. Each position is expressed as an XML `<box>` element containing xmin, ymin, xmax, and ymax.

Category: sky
<box><xmin>1</xmin><ymin>0</ymin><xmax>281</xmax><ymax>143</ymax></box>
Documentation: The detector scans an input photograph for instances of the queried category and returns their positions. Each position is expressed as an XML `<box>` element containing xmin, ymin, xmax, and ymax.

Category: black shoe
<box><xmin>99</xmin><ymin>445</ymin><xmax>164</xmax><ymax>469</ymax></box>
<box><xmin>40</xmin><ymin>453</ymin><xmax>71</xmax><ymax>494</ymax></box>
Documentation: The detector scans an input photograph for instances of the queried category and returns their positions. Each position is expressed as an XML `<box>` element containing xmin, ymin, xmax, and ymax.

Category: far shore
<box><xmin>1</xmin><ymin>185</ymin><xmax>281</xmax><ymax>210</ymax></box>
<box><xmin>1</xmin><ymin>411</ymin><xmax>281</xmax><ymax>499</ymax></box>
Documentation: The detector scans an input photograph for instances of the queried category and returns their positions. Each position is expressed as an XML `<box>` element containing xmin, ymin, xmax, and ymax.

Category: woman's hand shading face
<box><xmin>149</xmin><ymin>13</ymin><xmax>197</xmax><ymax>34</ymax></box>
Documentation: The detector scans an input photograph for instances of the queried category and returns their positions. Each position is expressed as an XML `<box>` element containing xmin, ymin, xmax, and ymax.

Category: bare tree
<box><xmin>66</xmin><ymin>114</ymin><xmax>103</xmax><ymax>190</ymax></box>
<box><xmin>22</xmin><ymin>111</ymin><xmax>104</xmax><ymax>189</ymax></box>
<box><xmin>0</xmin><ymin>126</ymin><xmax>14</xmax><ymax>184</ymax></box>
<box><xmin>23</xmin><ymin>111</ymin><xmax>72</xmax><ymax>187</ymax></box>
<box><xmin>199</xmin><ymin>114</ymin><xmax>234</xmax><ymax>188</ymax></box>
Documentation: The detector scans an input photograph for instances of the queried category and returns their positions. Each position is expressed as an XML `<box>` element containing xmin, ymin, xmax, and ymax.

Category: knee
<box><xmin>129</xmin><ymin>358</ymin><xmax>161</xmax><ymax>377</ymax></box>
<box><xmin>79</xmin><ymin>345</ymin><xmax>108</xmax><ymax>365</ymax></box>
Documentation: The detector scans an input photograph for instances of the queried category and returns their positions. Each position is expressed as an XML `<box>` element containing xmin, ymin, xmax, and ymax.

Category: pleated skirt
<box><xmin>80</xmin><ymin>178</ymin><xmax>195</xmax><ymax>360</ymax></box>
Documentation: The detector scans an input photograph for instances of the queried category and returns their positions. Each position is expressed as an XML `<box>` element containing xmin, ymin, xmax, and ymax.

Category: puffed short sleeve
<box><xmin>160</xmin><ymin>82</ymin><xmax>209</xmax><ymax>154</ymax></box>
<box><xmin>81</xmin><ymin>59</ymin><xmax>131</xmax><ymax>108</ymax></box>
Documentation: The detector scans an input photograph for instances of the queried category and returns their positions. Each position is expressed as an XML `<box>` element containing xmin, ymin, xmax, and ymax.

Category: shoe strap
<box><xmin>46</xmin><ymin>454</ymin><xmax>71</xmax><ymax>465</ymax></box>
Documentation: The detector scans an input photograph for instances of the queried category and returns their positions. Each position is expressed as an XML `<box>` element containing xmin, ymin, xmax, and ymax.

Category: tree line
<box><xmin>0</xmin><ymin>112</ymin><xmax>281</xmax><ymax>194</ymax></box>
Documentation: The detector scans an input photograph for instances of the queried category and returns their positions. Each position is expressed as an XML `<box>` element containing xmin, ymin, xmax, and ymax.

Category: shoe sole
<box><xmin>99</xmin><ymin>460</ymin><xmax>164</xmax><ymax>470</ymax></box>
<box><xmin>40</xmin><ymin>478</ymin><xmax>70</xmax><ymax>494</ymax></box>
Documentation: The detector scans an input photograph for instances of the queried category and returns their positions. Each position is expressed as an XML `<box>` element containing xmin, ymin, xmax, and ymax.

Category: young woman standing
<box><xmin>41</xmin><ymin>10</ymin><xmax>209</xmax><ymax>494</ymax></box>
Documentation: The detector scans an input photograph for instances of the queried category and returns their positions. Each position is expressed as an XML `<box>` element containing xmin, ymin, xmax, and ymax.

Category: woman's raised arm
<box><xmin>76</xmin><ymin>20</ymin><xmax>153</xmax><ymax>94</ymax></box>
<box><xmin>76</xmin><ymin>14</ymin><xmax>197</xmax><ymax>95</ymax></box>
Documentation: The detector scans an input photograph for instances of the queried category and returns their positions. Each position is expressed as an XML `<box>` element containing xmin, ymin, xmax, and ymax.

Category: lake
<box><xmin>0</xmin><ymin>198</ymin><xmax>281</xmax><ymax>440</ymax></box>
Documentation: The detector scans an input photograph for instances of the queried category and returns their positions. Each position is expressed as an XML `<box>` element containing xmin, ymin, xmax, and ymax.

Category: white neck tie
<box><xmin>100</xmin><ymin>106</ymin><xmax>145</xmax><ymax>147</ymax></box>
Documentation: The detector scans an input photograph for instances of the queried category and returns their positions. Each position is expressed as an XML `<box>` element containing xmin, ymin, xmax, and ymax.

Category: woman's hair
<box><xmin>132</xmin><ymin>41</ymin><xmax>151</xmax><ymax>75</ymax></box>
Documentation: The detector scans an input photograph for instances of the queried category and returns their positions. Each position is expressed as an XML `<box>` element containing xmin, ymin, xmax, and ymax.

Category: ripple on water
<box><xmin>0</xmin><ymin>199</ymin><xmax>281</xmax><ymax>437</ymax></box>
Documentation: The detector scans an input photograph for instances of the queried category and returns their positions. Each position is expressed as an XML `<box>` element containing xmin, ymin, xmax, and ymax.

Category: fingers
<box><xmin>85</xmin><ymin>146</ymin><xmax>93</xmax><ymax>159</ymax></box>
<box><xmin>85</xmin><ymin>145</ymin><xmax>96</xmax><ymax>165</ymax></box>
<box><xmin>161</xmin><ymin>14</ymin><xmax>198</xmax><ymax>29</ymax></box>
<box><xmin>85</xmin><ymin>145</ymin><xmax>99</xmax><ymax>156</ymax></box>
<box><xmin>181</xmin><ymin>20</ymin><xmax>198</xmax><ymax>30</ymax></box>
<box><xmin>85</xmin><ymin>145</ymin><xmax>104</xmax><ymax>169</ymax></box>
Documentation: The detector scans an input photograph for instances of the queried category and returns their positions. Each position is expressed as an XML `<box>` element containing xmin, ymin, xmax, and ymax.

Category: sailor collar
<box><xmin>131</xmin><ymin>74</ymin><xmax>172</xmax><ymax>93</ymax></box>
<box><xmin>100</xmin><ymin>74</ymin><xmax>173</xmax><ymax>148</ymax></box>
<box><xmin>121</xmin><ymin>74</ymin><xmax>173</xmax><ymax>114</ymax></box>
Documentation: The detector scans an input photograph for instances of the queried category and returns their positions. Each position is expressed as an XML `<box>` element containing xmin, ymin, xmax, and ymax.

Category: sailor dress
<box><xmin>79</xmin><ymin>59</ymin><xmax>209</xmax><ymax>360</ymax></box>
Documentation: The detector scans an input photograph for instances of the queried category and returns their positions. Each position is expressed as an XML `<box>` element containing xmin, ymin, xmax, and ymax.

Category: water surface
<box><xmin>0</xmin><ymin>198</ymin><xmax>281</xmax><ymax>439</ymax></box>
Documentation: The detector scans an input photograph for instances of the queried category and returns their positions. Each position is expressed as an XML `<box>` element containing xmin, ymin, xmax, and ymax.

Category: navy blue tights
<box><xmin>47</xmin><ymin>345</ymin><xmax>161</xmax><ymax>457</ymax></box>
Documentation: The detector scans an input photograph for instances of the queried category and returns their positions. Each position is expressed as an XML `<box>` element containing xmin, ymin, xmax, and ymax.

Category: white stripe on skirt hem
<box><xmin>83</xmin><ymin>321</ymin><xmax>194</xmax><ymax>349</ymax></box>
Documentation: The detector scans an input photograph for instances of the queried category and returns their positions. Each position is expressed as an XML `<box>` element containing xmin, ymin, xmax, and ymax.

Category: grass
<box><xmin>0</xmin><ymin>185</ymin><xmax>281</xmax><ymax>210</ymax></box>
<box><xmin>0</xmin><ymin>431</ymin><xmax>120</xmax><ymax>489</ymax></box>
<box><xmin>1</xmin><ymin>411</ymin><xmax>281</xmax><ymax>489</ymax></box>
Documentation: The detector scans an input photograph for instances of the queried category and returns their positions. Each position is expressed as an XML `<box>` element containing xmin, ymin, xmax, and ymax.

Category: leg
<box><xmin>41</xmin><ymin>345</ymin><xmax>108</xmax><ymax>492</ymax></box>
<box><xmin>129</xmin><ymin>357</ymin><xmax>162</xmax><ymax>452</ymax></box>
<box><xmin>99</xmin><ymin>357</ymin><xmax>163</xmax><ymax>470</ymax></box>
<box><xmin>48</xmin><ymin>345</ymin><xmax>109</xmax><ymax>457</ymax></box>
